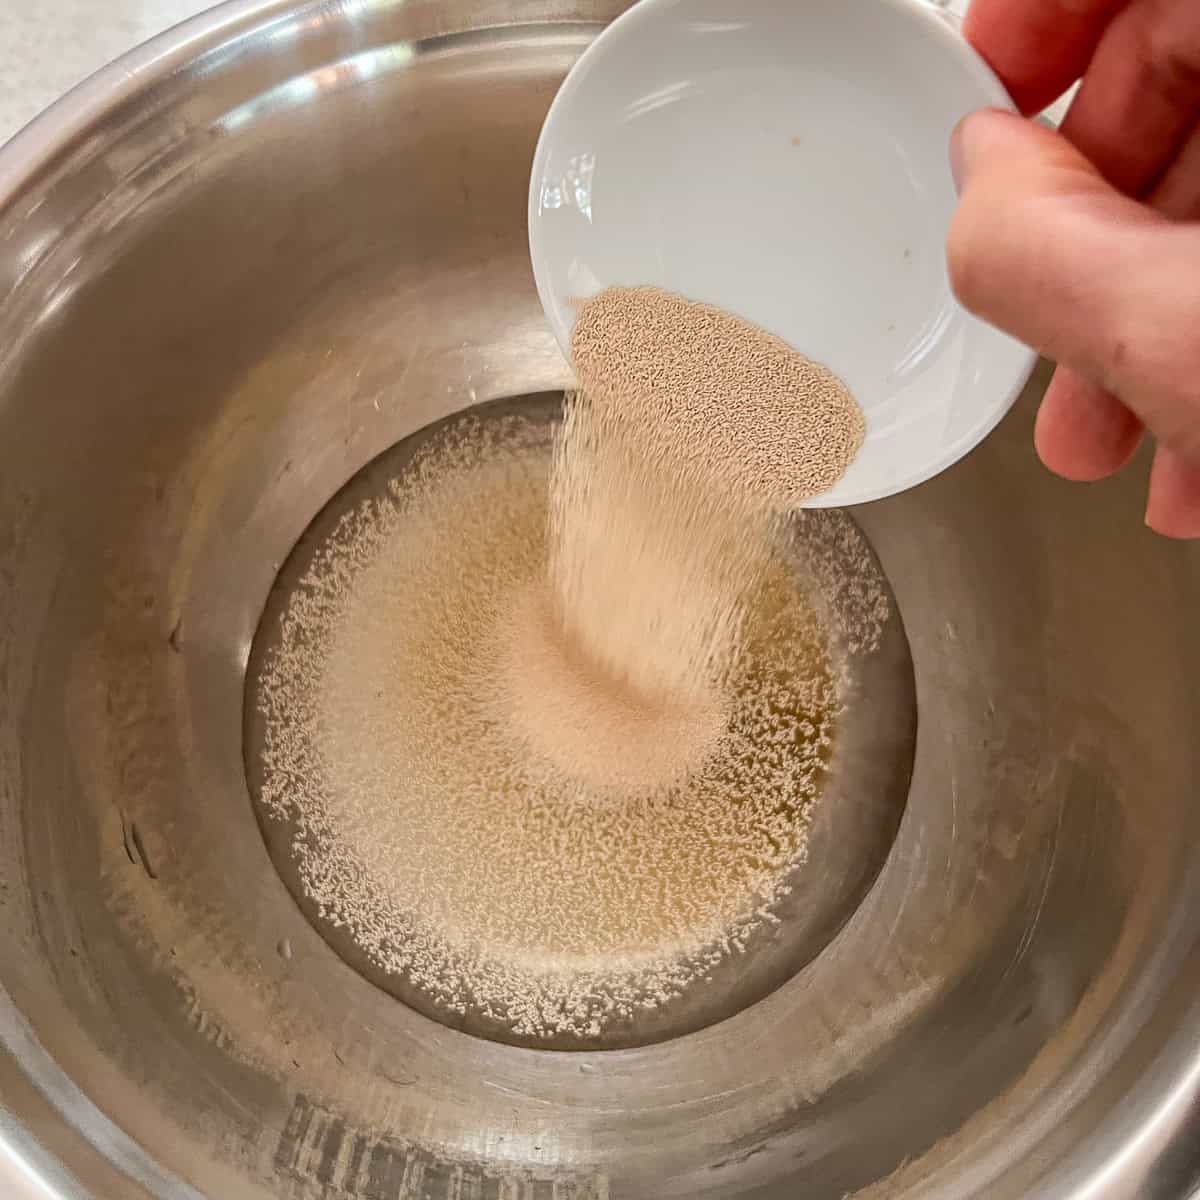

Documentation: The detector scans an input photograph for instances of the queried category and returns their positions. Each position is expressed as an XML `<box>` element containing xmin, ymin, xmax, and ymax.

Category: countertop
<box><xmin>0</xmin><ymin>1</ymin><xmax>211</xmax><ymax>147</ymax></box>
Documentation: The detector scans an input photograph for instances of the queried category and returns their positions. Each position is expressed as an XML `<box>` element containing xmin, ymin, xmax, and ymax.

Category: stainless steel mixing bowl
<box><xmin>1</xmin><ymin>2</ymin><xmax>1199</xmax><ymax>1197</ymax></box>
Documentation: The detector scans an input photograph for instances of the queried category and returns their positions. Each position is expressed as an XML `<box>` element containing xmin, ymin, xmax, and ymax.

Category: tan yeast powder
<box><xmin>256</xmin><ymin>415</ymin><xmax>856</xmax><ymax>1039</ymax></box>
<box><xmin>253</xmin><ymin>288</ymin><xmax>874</xmax><ymax>1040</ymax></box>
<box><xmin>570</xmin><ymin>286</ymin><xmax>865</xmax><ymax>507</ymax></box>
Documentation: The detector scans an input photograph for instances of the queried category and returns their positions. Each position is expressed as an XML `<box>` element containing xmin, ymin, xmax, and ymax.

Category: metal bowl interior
<box><xmin>0</xmin><ymin>2</ymin><xmax>1199</xmax><ymax>1198</ymax></box>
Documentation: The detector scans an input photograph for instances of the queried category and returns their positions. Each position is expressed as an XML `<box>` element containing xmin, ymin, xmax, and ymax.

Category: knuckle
<box><xmin>1139</xmin><ymin>0</ymin><xmax>1200</xmax><ymax>103</ymax></box>
<box><xmin>1154</xmin><ymin>418</ymin><xmax>1200</xmax><ymax>463</ymax></box>
<box><xmin>1108</xmin><ymin>315</ymin><xmax>1200</xmax><ymax>456</ymax></box>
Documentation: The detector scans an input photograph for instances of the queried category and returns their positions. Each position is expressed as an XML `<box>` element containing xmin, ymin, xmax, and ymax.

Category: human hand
<box><xmin>947</xmin><ymin>0</ymin><xmax>1200</xmax><ymax>538</ymax></box>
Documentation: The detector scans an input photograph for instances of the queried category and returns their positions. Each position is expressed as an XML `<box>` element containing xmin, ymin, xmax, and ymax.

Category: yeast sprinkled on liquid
<box><xmin>254</xmin><ymin>288</ymin><xmax>880</xmax><ymax>1040</ymax></box>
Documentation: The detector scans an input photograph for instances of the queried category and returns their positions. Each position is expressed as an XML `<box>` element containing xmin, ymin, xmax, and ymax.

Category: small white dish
<box><xmin>529</xmin><ymin>0</ymin><xmax>1037</xmax><ymax>507</ymax></box>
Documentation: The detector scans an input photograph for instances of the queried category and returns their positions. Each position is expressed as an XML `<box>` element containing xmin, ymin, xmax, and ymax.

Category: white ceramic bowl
<box><xmin>529</xmin><ymin>0</ymin><xmax>1037</xmax><ymax>506</ymax></box>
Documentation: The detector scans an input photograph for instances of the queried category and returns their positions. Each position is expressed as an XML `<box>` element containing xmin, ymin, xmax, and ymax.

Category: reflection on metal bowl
<box><xmin>0</xmin><ymin>2</ymin><xmax>1198</xmax><ymax>1198</ymax></box>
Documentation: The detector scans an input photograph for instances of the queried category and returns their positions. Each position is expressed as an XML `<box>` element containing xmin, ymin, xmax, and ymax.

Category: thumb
<box><xmin>947</xmin><ymin>109</ymin><xmax>1200</xmax><ymax>462</ymax></box>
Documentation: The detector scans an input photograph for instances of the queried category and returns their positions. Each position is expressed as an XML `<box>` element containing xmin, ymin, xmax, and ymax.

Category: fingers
<box><xmin>1058</xmin><ymin>0</ymin><xmax>1200</xmax><ymax>195</ymax></box>
<box><xmin>960</xmin><ymin>3</ymin><xmax>1200</xmax><ymax>536</ymax></box>
<box><xmin>947</xmin><ymin>110</ymin><xmax>1200</xmax><ymax>459</ymax></box>
<box><xmin>1034</xmin><ymin>367</ymin><xmax>1142</xmax><ymax>481</ymax></box>
<box><xmin>1146</xmin><ymin>446</ymin><xmax>1200</xmax><ymax>538</ymax></box>
<box><xmin>964</xmin><ymin>0</ymin><xmax>1129</xmax><ymax>115</ymax></box>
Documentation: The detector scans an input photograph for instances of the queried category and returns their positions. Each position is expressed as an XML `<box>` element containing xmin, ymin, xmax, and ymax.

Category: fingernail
<box><xmin>949</xmin><ymin>118</ymin><xmax>968</xmax><ymax>195</ymax></box>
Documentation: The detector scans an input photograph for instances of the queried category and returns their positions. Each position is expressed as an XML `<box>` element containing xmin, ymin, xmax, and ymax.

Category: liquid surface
<box><xmin>244</xmin><ymin>396</ymin><xmax>916</xmax><ymax>1049</ymax></box>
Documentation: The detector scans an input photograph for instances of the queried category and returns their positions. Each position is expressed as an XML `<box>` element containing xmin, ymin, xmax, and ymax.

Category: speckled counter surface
<box><xmin>0</xmin><ymin>1</ymin><xmax>211</xmax><ymax>146</ymax></box>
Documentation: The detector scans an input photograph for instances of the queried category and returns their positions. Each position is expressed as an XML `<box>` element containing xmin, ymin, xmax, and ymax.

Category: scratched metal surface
<box><xmin>0</xmin><ymin>1</ymin><xmax>1198</xmax><ymax>1198</ymax></box>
